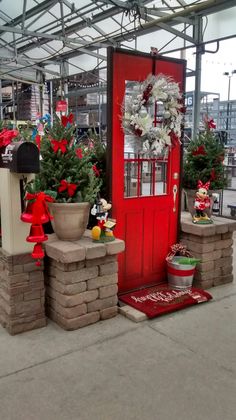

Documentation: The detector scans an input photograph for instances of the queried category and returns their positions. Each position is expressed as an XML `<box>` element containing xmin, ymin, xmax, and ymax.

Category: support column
<box><xmin>193</xmin><ymin>17</ymin><xmax>203</xmax><ymax>139</ymax></box>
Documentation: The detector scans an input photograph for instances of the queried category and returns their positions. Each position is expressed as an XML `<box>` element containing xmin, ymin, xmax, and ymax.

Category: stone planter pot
<box><xmin>48</xmin><ymin>202</ymin><xmax>90</xmax><ymax>241</ymax></box>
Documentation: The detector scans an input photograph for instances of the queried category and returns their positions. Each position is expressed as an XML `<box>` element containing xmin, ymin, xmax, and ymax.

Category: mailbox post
<box><xmin>0</xmin><ymin>141</ymin><xmax>46</xmax><ymax>335</ymax></box>
<box><xmin>0</xmin><ymin>141</ymin><xmax>39</xmax><ymax>254</ymax></box>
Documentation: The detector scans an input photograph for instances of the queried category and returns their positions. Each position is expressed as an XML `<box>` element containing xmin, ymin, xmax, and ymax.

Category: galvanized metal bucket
<box><xmin>167</xmin><ymin>256</ymin><xmax>196</xmax><ymax>290</ymax></box>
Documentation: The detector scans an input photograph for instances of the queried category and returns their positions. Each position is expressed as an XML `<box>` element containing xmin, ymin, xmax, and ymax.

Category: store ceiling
<box><xmin>0</xmin><ymin>0</ymin><xmax>235</xmax><ymax>83</ymax></box>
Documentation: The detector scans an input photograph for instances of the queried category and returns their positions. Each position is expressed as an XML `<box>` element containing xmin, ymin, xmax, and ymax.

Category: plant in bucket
<box><xmin>166</xmin><ymin>244</ymin><xmax>201</xmax><ymax>289</ymax></box>
<box><xmin>24</xmin><ymin>113</ymin><xmax>102</xmax><ymax>241</ymax></box>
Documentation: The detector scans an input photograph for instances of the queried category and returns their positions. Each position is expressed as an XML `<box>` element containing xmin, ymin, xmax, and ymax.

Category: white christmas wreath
<box><xmin>122</xmin><ymin>74</ymin><xmax>183</xmax><ymax>155</ymax></box>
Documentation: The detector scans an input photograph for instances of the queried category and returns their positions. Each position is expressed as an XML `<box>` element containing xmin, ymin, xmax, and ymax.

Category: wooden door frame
<box><xmin>106</xmin><ymin>47</ymin><xmax>186</xmax><ymax>243</ymax></box>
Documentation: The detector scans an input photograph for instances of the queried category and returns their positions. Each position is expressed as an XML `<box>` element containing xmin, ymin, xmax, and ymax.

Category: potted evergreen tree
<box><xmin>26</xmin><ymin>114</ymin><xmax>102</xmax><ymax>240</ymax></box>
<box><xmin>182</xmin><ymin>118</ymin><xmax>227</xmax><ymax>216</ymax></box>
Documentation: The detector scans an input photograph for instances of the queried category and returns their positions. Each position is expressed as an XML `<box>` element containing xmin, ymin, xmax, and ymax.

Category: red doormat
<box><xmin>119</xmin><ymin>285</ymin><xmax>212</xmax><ymax>318</ymax></box>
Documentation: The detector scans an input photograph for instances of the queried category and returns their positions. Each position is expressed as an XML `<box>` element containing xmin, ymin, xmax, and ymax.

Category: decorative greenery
<box><xmin>183</xmin><ymin>120</ymin><xmax>227</xmax><ymax>190</ymax></box>
<box><xmin>122</xmin><ymin>73</ymin><xmax>183</xmax><ymax>155</ymax></box>
<box><xmin>26</xmin><ymin>114</ymin><xmax>102</xmax><ymax>204</ymax></box>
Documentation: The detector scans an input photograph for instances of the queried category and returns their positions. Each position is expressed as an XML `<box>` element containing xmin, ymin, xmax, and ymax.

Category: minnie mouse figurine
<box><xmin>193</xmin><ymin>180</ymin><xmax>213</xmax><ymax>224</ymax></box>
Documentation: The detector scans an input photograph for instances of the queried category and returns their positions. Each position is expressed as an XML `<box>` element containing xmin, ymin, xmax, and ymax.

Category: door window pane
<box><xmin>123</xmin><ymin>80</ymin><xmax>169</xmax><ymax>198</ymax></box>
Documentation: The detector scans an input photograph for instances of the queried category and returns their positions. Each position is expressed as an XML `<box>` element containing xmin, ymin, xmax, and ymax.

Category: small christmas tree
<box><xmin>27</xmin><ymin>114</ymin><xmax>102</xmax><ymax>203</ymax></box>
<box><xmin>183</xmin><ymin>118</ymin><xmax>227</xmax><ymax>190</ymax></box>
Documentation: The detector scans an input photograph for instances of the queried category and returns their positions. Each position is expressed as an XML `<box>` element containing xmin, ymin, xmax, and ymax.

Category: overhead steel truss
<box><xmin>0</xmin><ymin>0</ymin><xmax>236</xmax><ymax>133</ymax></box>
<box><xmin>0</xmin><ymin>0</ymin><xmax>235</xmax><ymax>78</ymax></box>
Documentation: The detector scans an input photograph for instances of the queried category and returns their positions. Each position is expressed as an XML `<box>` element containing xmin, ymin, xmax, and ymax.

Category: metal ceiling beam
<box><xmin>21</xmin><ymin>0</ymin><xmax>27</xmax><ymax>30</ymax></box>
<box><xmin>53</xmin><ymin>0</ymin><xmax>236</xmax><ymax>63</ymax></box>
<box><xmin>17</xmin><ymin>4</ymin><xmax>124</xmax><ymax>54</ymax></box>
<box><xmin>0</xmin><ymin>24</ymin><xmax>111</xmax><ymax>49</ymax></box>
<box><xmin>0</xmin><ymin>0</ymin><xmax>58</xmax><ymax>36</ymax></box>
<box><xmin>156</xmin><ymin>22</ymin><xmax>195</xmax><ymax>44</ymax></box>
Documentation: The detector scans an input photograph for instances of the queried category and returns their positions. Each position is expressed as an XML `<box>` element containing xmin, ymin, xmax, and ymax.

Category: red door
<box><xmin>107</xmin><ymin>48</ymin><xmax>186</xmax><ymax>294</ymax></box>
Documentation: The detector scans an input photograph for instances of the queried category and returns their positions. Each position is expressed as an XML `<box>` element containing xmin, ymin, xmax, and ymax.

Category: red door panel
<box><xmin>107</xmin><ymin>48</ymin><xmax>186</xmax><ymax>294</ymax></box>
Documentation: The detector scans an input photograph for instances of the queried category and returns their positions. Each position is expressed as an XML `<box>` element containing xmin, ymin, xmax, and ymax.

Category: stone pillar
<box><xmin>45</xmin><ymin>233</ymin><xmax>125</xmax><ymax>330</ymax></box>
<box><xmin>0</xmin><ymin>250</ymin><xmax>46</xmax><ymax>335</ymax></box>
<box><xmin>0</xmin><ymin>168</ymin><xmax>46</xmax><ymax>335</ymax></box>
<box><xmin>180</xmin><ymin>212</ymin><xmax>236</xmax><ymax>289</ymax></box>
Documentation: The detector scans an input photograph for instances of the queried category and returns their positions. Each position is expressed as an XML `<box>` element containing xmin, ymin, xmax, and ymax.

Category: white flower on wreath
<box><xmin>130</xmin><ymin>113</ymin><xmax>152</xmax><ymax>136</ymax></box>
<box><xmin>122</xmin><ymin>73</ymin><xmax>183</xmax><ymax>155</ymax></box>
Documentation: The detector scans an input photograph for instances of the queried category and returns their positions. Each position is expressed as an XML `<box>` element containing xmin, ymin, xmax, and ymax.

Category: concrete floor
<box><xmin>0</xmin><ymin>238</ymin><xmax>235</xmax><ymax>420</ymax></box>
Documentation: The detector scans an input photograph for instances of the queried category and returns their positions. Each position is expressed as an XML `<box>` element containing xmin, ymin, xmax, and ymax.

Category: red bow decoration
<box><xmin>0</xmin><ymin>128</ymin><xmax>19</xmax><ymax>148</ymax></box>
<box><xmin>58</xmin><ymin>180</ymin><xmax>78</xmax><ymax>197</ymax></box>
<box><xmin>61</xmin><ymin>113</ymin><xmax>74</xmax><ymax>127</ymax></box>
<box><xmin>207</xmin><ymin>118</ymin><xmax>216</xmax><ymax>129</ymax></box>
<box><xmin>92</xmin><ymin>165</ymin><xmax>100</xmax><ymax>177</ymax></box>
<box><xmin>210</xmin><ymin>169</ymin><xmax>216</xmax><ymax>181</ymax></box>
<box><xmin>197</xmin><ymin>180</ymin><xmax>210</xmax><ymax>190</ymax></box>
<box><xmin>51</xmin><ymin>139</ymin><xmax>68</xmax><ymax>154</ymax></box>
<box><xmin>35</xmin><ymin>134</ymin><xmax>41</xmax><ymax>150</ymax></box>
<box><xmin>76</xmin><ymin>148</ymin><xmax>83</xmax><ymax>158</ymax></box>
<box><xmin>192</xmin><ymin>145</ymin><xmax>206</xmax><ymax>156</ymax></box>
<box><xmin>25</xmin><ymin>192</ymin><xmax>54</xmax><ymax>224</ymax></box>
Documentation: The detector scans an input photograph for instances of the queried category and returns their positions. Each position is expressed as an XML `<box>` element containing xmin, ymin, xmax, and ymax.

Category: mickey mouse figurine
<box><xmin>193</xmin><ymin>180</ymin><xmax>213</xmax><ymax>224</ymax></box>
<box><xmin>91</xmin><ymin>198</ymin><xmax>116</xmax><ymax>242</ymax></box>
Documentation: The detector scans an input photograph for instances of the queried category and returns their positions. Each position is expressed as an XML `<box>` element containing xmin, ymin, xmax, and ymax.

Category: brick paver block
<box><xmin>100</xmin><ymin>306</ymin><xmax>118</xmax><ymax>320</ymax></box>
<box><xmin>50</xmin><ymin>278</ymin><xmax>87</xmax><ymax>295</ymax></box>
<box><xmin>197</xmin><ymin>260</ymin><xmax>214</xmax><ymax>272</ymax></box>
<box><xmin>214</xmin><ymin>239</ymin><xmax>233</xmax><ymax>250</ymax></box>
<box><xmin>45</xmin><ymin>241</ymin><xmax>86</xmax><ymax>263</ymax></box>
<box><xmin>105</xmin><ymin>239</ymin><xmax>125</xmax><ymax>255</ymax></box>
<box><xmin>87</xmin><ymin>273</ymin><xmax>118</xmax><ymax>290</ymax></box>
<box><xmin>214</xmin><ymin>256</ymin><xmax>233</xmax><ymax>269</ymax></box>
<box><xmin>73</xmin><ymin>238</ymin><xmax>106</xmax><ymax>260</ymax></box>
<box><xmin>99</xmin><ymin>284</ymin><xmax>118</xmax><ymax>299</ymax></box>
<box><xmin>99</xmin><ymin>262</ymin><xmax>118</xmax><ymax>276</ymax></box>
<box><xmin>49</xmin><ymin>298</ymin><xmax>87</xmax><ymax>319</ymax></box>
<box><xmin>8</xmin><ymin>318</ymin><xmax>47</xmax><ymax>335</ymax></box>
<box><xmin>181</xmin><ymin>239</ymin><xmax>215</xmax><ymax>253</ymax></box>
<box><xmin>53</xmin><ymin>266</ymin><xmax>98</xmax><ymax>284</ymax></box>
<box><xmin>49</xmin><ymin>307</ymin><xmax>100</xmax><ymax>330</ymax></box>
<box><xmin>86</xmin><ymin>255</ymin><xmax>117</xmax><ymax>268</ymax></box>
<box><xmin>87</xmin><ymin>295</ymin><xmax>118</xmax><ymax>312</ymax></box>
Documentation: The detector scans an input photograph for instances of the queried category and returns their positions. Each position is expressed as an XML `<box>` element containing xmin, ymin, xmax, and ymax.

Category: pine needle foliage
<box><xmin>27</xmin><ymin>114</ymin><xmax>102</xmax><ymax>203</ymax></box>
<box><xmin>183</xmin><ymin>126</ymin><xmax>227</xmax><ymax>190</ymax></box>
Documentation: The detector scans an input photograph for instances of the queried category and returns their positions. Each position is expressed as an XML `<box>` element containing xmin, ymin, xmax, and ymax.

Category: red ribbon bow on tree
<box><xmin>92</xmin><ymin>165</ymin><xmax>100</xmax><ymax>177</ymax></box>
<box><xmin>207</xmin><ymin>118</ymin><xmax>216</xmax><ymax>130</ymax></box>
<box><xmin>0</xmin><ymin>128</ymin><xmax>19</xmax><ymax>148</ymax></box>
<box><xmin>61</xmin><ymin>113</ymin><xmax>74</xmax><ymax>127</ymax></box>
<box><xmin>76</xmin><ymin>148</ymin><xmax>83</xmax><ymax>158</ymax></box>
<box><xmin>58</xmin><ymin>180</ymin><xmax>78</xmax><ymax>197</ymax></box>
<box><xmin>25</xmin><ymin>192</ymin><xmax>54</xmax><ymax>224</ymax></box>
<box><xmin>51</xmin><ymin>139</ymin><xmax>68</xmax><ymax>154</ymax></box>
<box><xmin>35</xmin><ymin>134</ymin><xmax>41</xmax><ymax>150</ymax></box>
<box><xmin>192</xmin><ymin>145</ymin><xmax>207</xmax><ymax>156</ymax></box>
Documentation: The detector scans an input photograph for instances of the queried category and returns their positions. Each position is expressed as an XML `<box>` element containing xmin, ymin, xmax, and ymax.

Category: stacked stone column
<box><xmin>180</xmin><ymin>212</ymin><xmax>236</xmax><ymax>289</ymax></box>
<box><xmin>0</xmin><ymin>250</ymin><xmax>46</xmax><ymax>335</ymax></box>
<box><xmin>45</xmin><ymin>234</ymin><xmax>125</xmax><ymax>330</ymax></box>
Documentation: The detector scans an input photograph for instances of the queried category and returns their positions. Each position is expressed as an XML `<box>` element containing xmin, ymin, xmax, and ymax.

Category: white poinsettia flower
<box><xmin>159</xmin><ymin>127</ymin><xmax>171</xmax><ymax>145</ymax></box>
<box><xmin>151</xmin><ymin>140</ymin><xmax>162</xmax><ymax>155</ymax></box>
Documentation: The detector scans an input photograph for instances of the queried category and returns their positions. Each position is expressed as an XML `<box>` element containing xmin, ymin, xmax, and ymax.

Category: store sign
<box><xmin>56</xmin><ymin>100</ymin><xmax>67</xmax><ymax>112</ymax></box>
<box><xmin>185</xmin><ymin>94</ymin><xmax>193</xmax><ymax>108</ymax></box>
